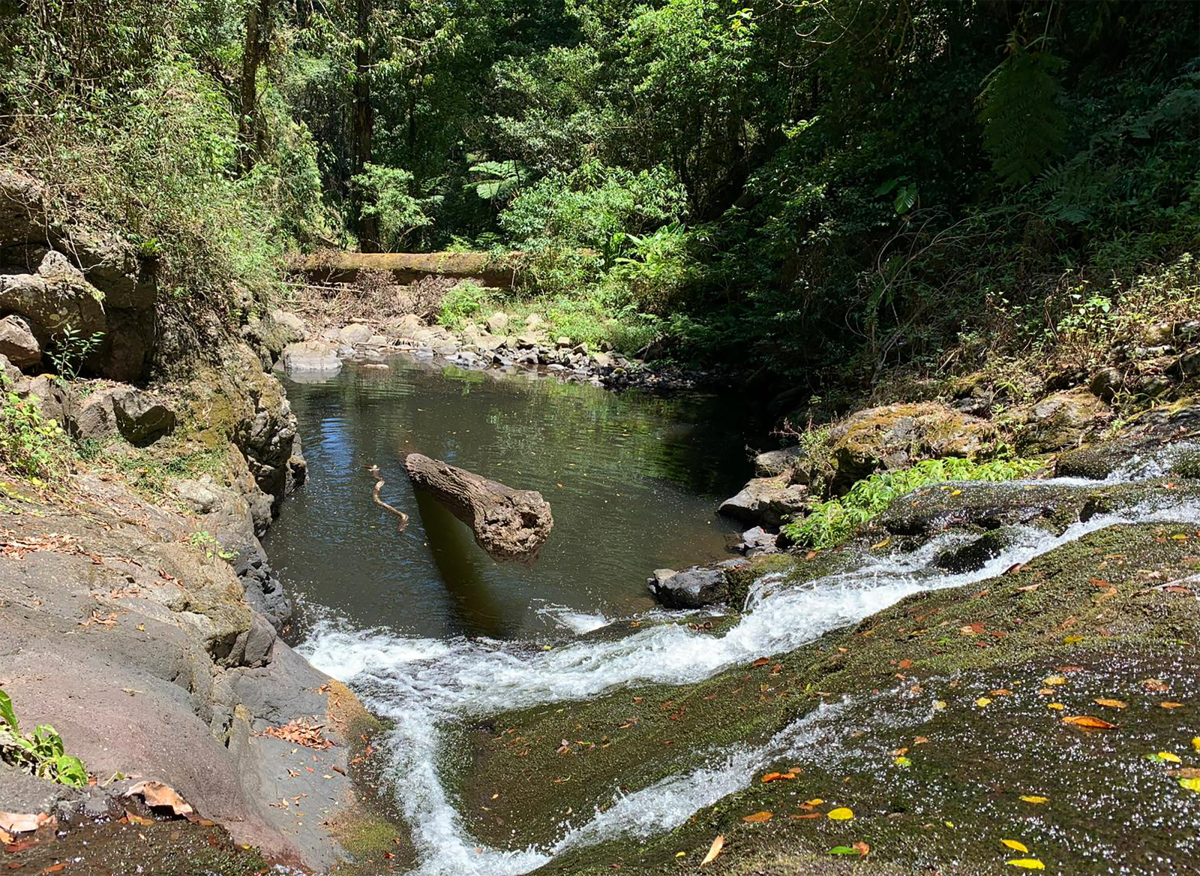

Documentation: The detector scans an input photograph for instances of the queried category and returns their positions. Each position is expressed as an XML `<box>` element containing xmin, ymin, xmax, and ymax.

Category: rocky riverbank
<box><xmin>0</xmin><ymin>169</ymin><xmax>400</xmax><ymax>873</ymax></box>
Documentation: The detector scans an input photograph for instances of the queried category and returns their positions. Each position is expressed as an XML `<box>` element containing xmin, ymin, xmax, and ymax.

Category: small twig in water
<box><xmin>368</xmin><ymin>464</ymin><xmax>409</xmax><ymax>532</ymax></box>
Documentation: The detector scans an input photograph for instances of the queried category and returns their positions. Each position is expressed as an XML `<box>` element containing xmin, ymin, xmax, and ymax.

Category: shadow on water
<box><xmin>265</xmin><ymin>355</ymin><xmax>760</xmax><ymax>640</ymax></box>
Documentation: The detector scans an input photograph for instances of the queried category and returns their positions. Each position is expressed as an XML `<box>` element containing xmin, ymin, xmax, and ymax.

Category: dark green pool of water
<box><xmin>265</xmin><ymin>356</ymin><xmax>754</xmax><ymax>639</ymax></box>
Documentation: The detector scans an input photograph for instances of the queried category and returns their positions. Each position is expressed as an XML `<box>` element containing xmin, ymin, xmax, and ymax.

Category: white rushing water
<box><xmin>299</xmin><ymin>483</ymin><xmax>1200</xmax><ymax>876</ymax></box>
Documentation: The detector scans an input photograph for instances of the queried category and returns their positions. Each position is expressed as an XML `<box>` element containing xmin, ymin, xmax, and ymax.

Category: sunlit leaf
<box><xmin>1019</xmin><ymin>795</ymin><xmax>1048</xmax><ymax>804</ymax></box>
<box><xmin>1047</xmin><ymin>703</ymin><xmax>1065</xmax><ymax>710</ymax></box>
<box><xmin>933</xmin><ymin>700</ymin><xmax>947</xmax><ymax>711</ymax></box>
<box><xmin>1180</xmin><ymin>777</ymin><xmax>1200</xmax><ymax>793</ymax></box>
<box><xmin>1062</xmin><ymin>715</ymin><xmax>1116</xmax><ymax>729</ymax></box>
<box><xmin>1192</xmin><ymin>737</ymin><xmax>1200</xmax><ymax>752</ymax></box>
<box><xmin>1006</xmin><ymin>859</ymin><xmax>1046</xmax><ymax>870</ymax></box>
<box><xmin>742</xmin><ymin>811</ymin><xmax>773</xmax><ymax>823</ymax></box>
<box><xmin>827</xmin><ymin>807</ymin><xmax>854</xmax><ymax>820</ymax></box>
<box><xmin>975</xmin><ymin>697</ymin><xmax>993</xmax><ymax>707</ymax></box>
<box><xmin>1043</xmin><ymin>676</ymin><xmax>1066</xmax><ymax>686</ymax></box>
<box><xmin>1094</xmin><ymin>698</ymin><xmax>1127</xmax><ymax>709</ymax></box>
<box><xmin>893</xmin><ymin>756</ymin><xmax>912</xmax><ymax>767</ymax></box>
<box><xmin>1161</xmin><ymin>702</ymin><xmax>1184</xmax><ymax>709</ymax></box>
<box><xmin>1002</xmin><ymin>839</ymin><xmax>1030</xmax><ymax>853</ymax></box>
<box><xmin>700</xmin><ymin>834</ymin><xmax>724</xmax><ymax>866</ymax></box>
<box><xmin>1151</xmin><ymin>751</ymin><xmax>1182</xmax><ymax>764</ymax></box>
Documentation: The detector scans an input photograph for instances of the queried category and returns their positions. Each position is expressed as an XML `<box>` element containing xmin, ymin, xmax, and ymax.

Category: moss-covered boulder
<box><xmin>827</xmin><ymin>402</ymin><xmax>998</xmax><ymax>490</ymax></box>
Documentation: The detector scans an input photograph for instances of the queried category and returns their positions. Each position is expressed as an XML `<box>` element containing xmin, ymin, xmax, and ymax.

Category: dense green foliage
<box><xmin>1</xmin><ymin>0</ymin><xmax>1196</xmax><ymax>393</ymax></box>
<box><xmin>0</xmin><ymin>378</ymin><xmax>71</xmax><ymax>481</ymax></box>
<box><xmin>782</xmin><ymin>456</ymin><xmax>1046</xmax><ymax>549</ymax></box>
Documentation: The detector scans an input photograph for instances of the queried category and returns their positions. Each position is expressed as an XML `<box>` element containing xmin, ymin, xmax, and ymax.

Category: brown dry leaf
<box><xmin>262</xmin><ymin>719</ymin><xmax>333</xmax><ymax>750</ymax></box>
<box><xmin>1015</xmin><ymin>582</ymin><xmax>1040</xmax><ymax>592</ymax></box>
<box><xmin>898</xmin><ymin>659</ymin><xmax>913</xmax><ymax>669</ymax></box>
<box><xmin>700</xmin><ymin>835</ymin><xmax>725</xmax><ymax>866</ymax></box>
<box><xmin>1062</xmin><ymin>715</ymin><xmax>1116</xmax><ymax>729</ymax></box>
<box><xmin>126</xmin><ymin>781</ymin><xmax>195</xmax><ymax>818</ymax></box>
<box><xmin>789</xmin><ymin>812</ymin><xmax>822</xmax><ymax>820</ymax></box>
<box><xmin>852</xmin><ymin>841</ymin><xmax>871</xmax><ymax>857</ymax></box>
<box><xmin>1094</xmin><ymin>698</ymin><xmax>1127</xmax><ymax>709</ymax></box>
<box><xmin>124</xmin><ymin>809</ymin><xmax>155</xmax><ymax>826</ymax></box>
<box><xmin>0</xmin><ymin>812</ymin><xmax>46</xmax><ymax>834</ymax></box>
<box><xmin>742</xmin><ymin>811</ymin><xmax>774</xmax><ymax>823</ymax></box>
<box><xmin>752</xmin><ymin>657</ymin><xmax>770</xmax><ymax>668</ymax></box>
<box><xmin>1142</xmin><ymin>679</ymin><xmax>1170</xmax><ymax>693</ymax></box>
<box><xmin>1088</xmin><ymin>578</ymin><xmax>1113</xmax><ymax>589</ymax></box>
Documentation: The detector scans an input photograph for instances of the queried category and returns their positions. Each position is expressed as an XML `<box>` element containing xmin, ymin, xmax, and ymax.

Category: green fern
<box><xmin>977</xmin><ymin>35</ymin><xmax>1067</xmax><ymax>186</ymax></box>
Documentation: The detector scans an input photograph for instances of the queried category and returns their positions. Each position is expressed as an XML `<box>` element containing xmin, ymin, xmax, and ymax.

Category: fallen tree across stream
<box><xmin>403</xmin><ymin>453</ymin><xmax>553</xmax><ymax>564</ymax></box>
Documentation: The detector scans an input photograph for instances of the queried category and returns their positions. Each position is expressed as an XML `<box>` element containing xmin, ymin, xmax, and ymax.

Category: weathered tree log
<box><xmin>403</xmin><ymin>453</ymin><xmax>553</xmax><ymax>564</ymax></box>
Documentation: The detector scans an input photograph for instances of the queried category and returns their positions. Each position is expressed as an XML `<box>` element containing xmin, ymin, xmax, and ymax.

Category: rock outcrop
<box><xmin>718</xmin><ymin>475</ymin><xmax>808</xmax><ymax>527</ymax></box>
<box><xmin>0</xmin><ymin>169</ymin><xmax>159</xmax><ymax>381</ymax></box>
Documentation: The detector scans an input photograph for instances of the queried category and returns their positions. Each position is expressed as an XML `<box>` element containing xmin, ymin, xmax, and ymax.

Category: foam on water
<box><xmin>299</xmin><ymin>488</ymin><xmax>1200</xmax><ymax>875</ymax></box>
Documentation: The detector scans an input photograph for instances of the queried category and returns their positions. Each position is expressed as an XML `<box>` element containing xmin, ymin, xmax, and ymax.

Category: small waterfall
<box><xmin>299</xmin><ymin>479</ymin><xmax>1200</xmax><ymax>876</ymax></box>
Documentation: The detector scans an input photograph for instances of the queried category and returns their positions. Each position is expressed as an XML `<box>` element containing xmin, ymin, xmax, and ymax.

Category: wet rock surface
<box><xmin>646</xmin><ymin>562</ymin><xmax>744</xmax><ymax>609</ymax></box>
<box><xmin>0</xmin><ymin>474</ymin><xmax>375</xmax><ymax>870</ymax></box>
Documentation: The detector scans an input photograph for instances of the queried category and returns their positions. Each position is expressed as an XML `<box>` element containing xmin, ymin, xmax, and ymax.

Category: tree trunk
<box><xmin>238</xmin><ymin>0</ymin><xmax>274</xmax><ymax>173</ymax></box>
<box><xmin>403</xmin><ymin>453</ymin><xmax>553</xmax><ymax>565</ymax></box>
<box><xmin>351</xmin><ymin>0</ymin><xmax>379</xmax><ymax>251</ymax></box>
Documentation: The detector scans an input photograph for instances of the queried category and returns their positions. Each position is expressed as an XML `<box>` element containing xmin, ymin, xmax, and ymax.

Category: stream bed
<box><xmin>270</xmin><ymin>357</ymin><xmax>1200</xmax><ymax>876</ymax></box>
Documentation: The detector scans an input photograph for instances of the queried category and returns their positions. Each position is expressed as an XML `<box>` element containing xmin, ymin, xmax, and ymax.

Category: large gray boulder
<box><xmin>113</xmin><ymin>387</ymin><xmax>176</xmax><ymax>445</ymax></box>
<box><xmin>647</xmin><ymin>565</ymin><xmax>729</xmax><ymax>609</ymax></box>
<box><xmin>754</xmin><ymin>445</ymin><xmax>802</xmax><ymax>477</ymax></box>
<box><xmin>718</xmin><ymin>475</ymin><xmax>808</xmax><ymax>526</ymax></box>
<box><xmin>338</xmin><ymin>322</ymin><xmax>373</xmax><ymax>345</ymax></box>
<box><xmin>73</xmin><ymin>386</ymin><xmax>121</xmax><ymax>440</ymax></box>
<box><xmin>486</xmin><ymin>311</ymin><xmax>509</xmax><ymax>334</ymax></box>
<box><xmin>278</xmin><ymin>340</ymin><xmax>342</xmax><ymax>377</ymax></box>
<box><xmin>0</xmin><ymin>314</ymin><xmax>41</xmax><ymax>368</ymax></box>
<box><xmin>1019</xmin><ymin>388</ymin><xmax>1111</xmax><ymax>452</ymax></box>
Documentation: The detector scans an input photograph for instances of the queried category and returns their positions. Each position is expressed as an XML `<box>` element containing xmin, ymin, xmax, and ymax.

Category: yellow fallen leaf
<box><xmin>827</xmin><ymin>807</ymin><xmax>854</xmax><ymax>821</ymax></box>
<box><xmin>1044</xmin><ymin>676</ymin><xmax>1066</xmax><ymax>686</ymax></box>
<box><xmin>1094</xmin><ymin>698</ymin><xmax>1127</xmax><ymax>709</ymax></box>
<box><xmin>804</xmin><ymin>798</ymin><xmax>824</xmax><ymax>806</ymax></box>
<box><xmin>1019</xmin><ymin>795</ymin><xmax>1048</xmax><ymax>804</ymax></box>
<box><xmin>700</xmin><ymin>834</ymin><xmax>724</xmax><ymax>866</ymax></box>
<box><xmin>1062</xmin><ymin>715</ymin><xmax>1117</xmax><ymax>729</ymax></box>
<box><xmin>675</xmin><ymin>852</ymin><xmax>686</xmax><ymax>858</ymax></box>
<box><xmin>1007</xmin><ymin>859</ymin><xmax>1046</xmax><ymax>870</ymax></box>
<box><xmin>1063</xmin><ymin>635</ymin><xmax>1083</xmax><ymax>644</ymax></box>
<box><xmin>1161</xmin><ymin>702</ymin><xmax>1185</xmax><ymax>709</ymax></box>
<box><xmin>1002</xmin><ymin>839</ymin><xmax>1030</xmax><ymax>853</ymax></box>
<box><xmin>975</xmin><ymin>697</ymin><xmax>993</xmax><ymax>707</ymax></box>
<box><xmin>1181</xmin><ymin>777</ymin><xmax>1200</xmax><ymax>793</ymax></box>
<box><xmin>1156</xmin><ymin>751</ymin><xmax>1182</xmax><ymax>763</ymax></box>
<box><xmin>742</xmin><ymin>811</ymin><xmax>773</xmax><ymax>823</ymax></box>
<box><xmin>933</xmin><ymin>700</ymin><xmax>946</xmax><ymax>711</ymax></box>
<box><xmin>1192</xmin><ymin>737</ymin><xmax>1200</xmax><ymax>752</ymax></box>
<box><xmin>944</xmin><ymin>820</ymin><xmax>954</xmax><ymax>828</ymax></box>
<box><xmin>1047</xmin><ymin>703</ymin><xmax>1065</xmax><ymax>710</ymax></box>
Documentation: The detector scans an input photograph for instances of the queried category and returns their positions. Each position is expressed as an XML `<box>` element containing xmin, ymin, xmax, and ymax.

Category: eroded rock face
<box><xmin>0</xmin><ymin>472</ymin><xmax>369</xmax><ymax>870</ymax></box>
<box><xmin>113</xmin><ymin>387</ymin><xmax>176</xmax><ymax>445</ymax></box>
<box><xmin>0</xmin><ymin>169</ymin><xmax>159</xmax><ymax>381</ymax></box>
<box><xmin>718</xmin><ymin>475</ymin><xmax>808</xmax><ymax>527</ymax></box>
<box><xmin>828</xmin><ymin>402</ymin><xmax>997</xmax><ymax>489</ymax></box>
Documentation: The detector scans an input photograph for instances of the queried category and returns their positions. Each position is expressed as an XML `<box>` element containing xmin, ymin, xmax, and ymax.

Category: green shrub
<box><xmin>438</xmin><ymin>281</ymin><xmax>489</xmax><ymax>330</ymax></box>
<box><xmin>783</xmin><ymin>456</ymin><xmax>1046</xmax><ymax>550</ymax></box>
<box><xmin>0</xmin><ymin>380</ymin><xmax>72</xmax><ymax>482</ymax></box>
<box><xmin>0</xmin><ymin>688</ymin><xmax>88</xmax><ymax>787</ymax></box>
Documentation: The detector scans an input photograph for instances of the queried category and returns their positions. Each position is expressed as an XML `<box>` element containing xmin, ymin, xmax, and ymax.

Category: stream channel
<box><xmin>265</xmin><ymin>355</ymin><xmax>1200</xmax><ymax>876</ymax></box>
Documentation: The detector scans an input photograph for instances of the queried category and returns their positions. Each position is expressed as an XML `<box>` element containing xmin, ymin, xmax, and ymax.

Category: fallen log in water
<box><xmin>403</xmin><ymin>453</ymin><xmax>553</xmax><ymax>564</ymax></box>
